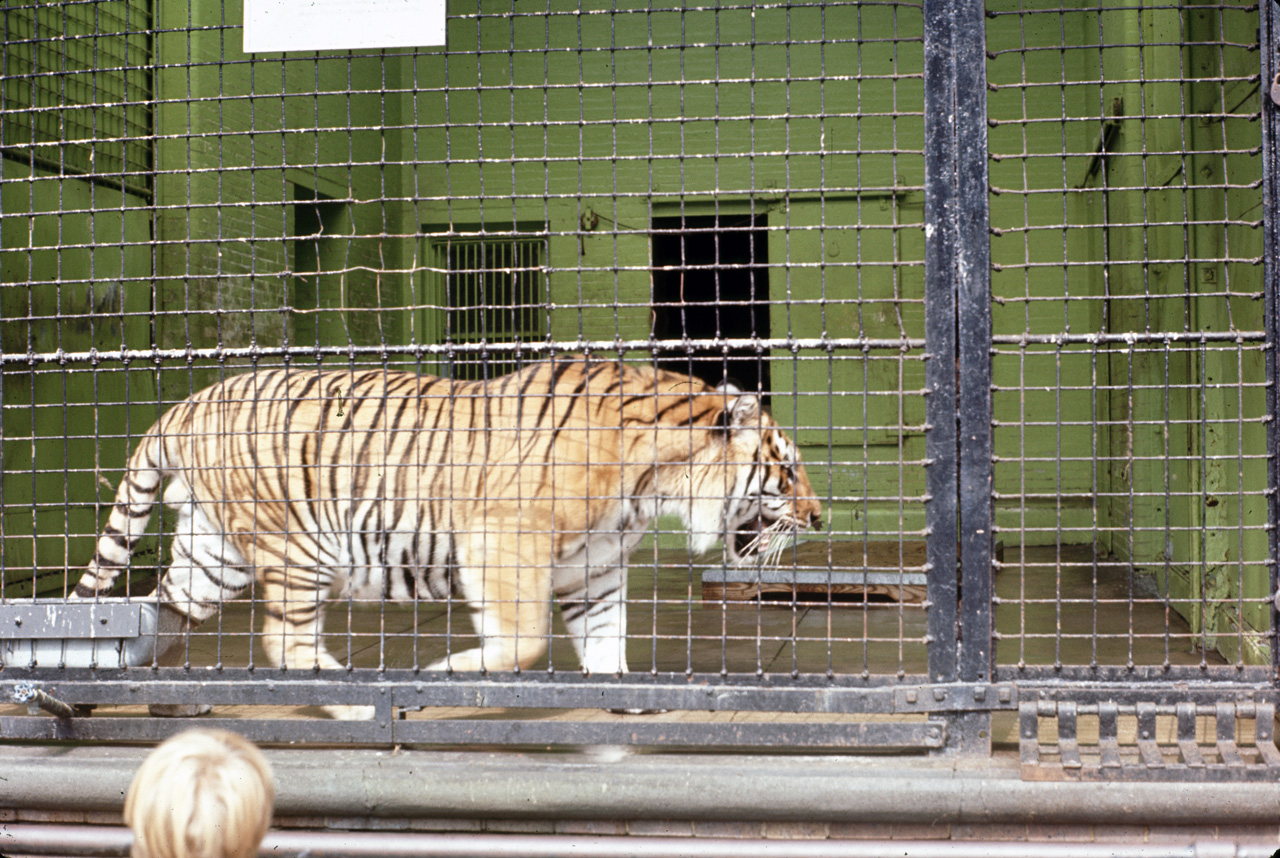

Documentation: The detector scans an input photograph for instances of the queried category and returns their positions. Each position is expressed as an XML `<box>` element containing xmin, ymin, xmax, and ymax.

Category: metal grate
<box><xmin>432</xmin><ymin>231</ymin><xmax>548</xmax><ymax>379</ymax></box>
<box><xmin>1020</xmin><ymin>699</ymin><xmax>1280</xmax><ymax>782</ymax></box>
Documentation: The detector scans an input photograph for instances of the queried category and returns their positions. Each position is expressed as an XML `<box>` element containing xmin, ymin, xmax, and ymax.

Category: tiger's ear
<box><xmin>715</xmin><ymin>381</ymin><xmax>760</xmax><ymax>432</ymax></box>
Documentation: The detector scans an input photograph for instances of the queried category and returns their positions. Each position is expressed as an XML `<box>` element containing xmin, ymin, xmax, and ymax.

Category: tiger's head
<box><xmin>710</xmin><ymin>382</ymin><xmax>823</xmax><ymax>566</ymax></box>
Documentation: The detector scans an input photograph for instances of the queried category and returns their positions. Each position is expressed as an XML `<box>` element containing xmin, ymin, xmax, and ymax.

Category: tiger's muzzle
<box><xmin>727</xmin><ymin>509</ymin><xmax>822</xmax><ymax>565</ymax></box>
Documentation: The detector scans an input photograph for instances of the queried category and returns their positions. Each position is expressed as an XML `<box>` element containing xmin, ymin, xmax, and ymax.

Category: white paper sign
<box><xmin>244</xmin><ymin>0</ymin><xmax>446</xmax><ymax>53</ymax></box>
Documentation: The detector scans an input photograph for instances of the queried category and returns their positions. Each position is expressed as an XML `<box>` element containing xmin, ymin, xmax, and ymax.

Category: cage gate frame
<box><xmin>0</xmin><ymin>0</ymin><xmax>1278</xmax><ymax>775</ymax></box>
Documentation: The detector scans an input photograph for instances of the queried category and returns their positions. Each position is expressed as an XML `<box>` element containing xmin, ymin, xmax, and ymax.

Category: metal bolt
<box><xmin>973</xmin><ymin>686</ymin><xmax>986</xmax><ymax>702</ymax></box>
<box><xmin>905</xmin><ymin>690</ymin><xmax>918</xmax><ymax>704</ymax></box>
<box><xmin>13</xmin><ymin>618</ymin><xmax>20</xmax><ymax>627</ymax></box>
<box><xmin>933</xmin><ymin>688</ymin><xmax>947</xmax><ymax>702</ymax></box>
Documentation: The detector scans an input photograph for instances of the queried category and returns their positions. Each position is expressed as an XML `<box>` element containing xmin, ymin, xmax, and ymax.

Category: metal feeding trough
<box><xmin>701</xmin><ymin>540</ymin><xmax>936</xmax><ymax>605</ymax></box>
<box><xmin>0</xmin><ymin>599</ymin><xmax>162</xmax><ymax>670</ymax></box>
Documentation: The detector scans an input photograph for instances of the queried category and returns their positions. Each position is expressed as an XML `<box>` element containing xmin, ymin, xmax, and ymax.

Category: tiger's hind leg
<box><xmin>148</xmin><ymin>498</ymin><xmax>253</xmax><ymax>717</ymax></box>
<box><xmin>257</xmin><ymin>567</ymin><xmax>374</xmax><ymax>721</ymax></box>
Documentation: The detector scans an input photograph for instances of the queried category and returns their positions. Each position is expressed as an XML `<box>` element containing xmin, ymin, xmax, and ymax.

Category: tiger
<box><xmin>73</xmin><ymin>357</ymin><xmax>823</xmax><ymax>719</ymax></box>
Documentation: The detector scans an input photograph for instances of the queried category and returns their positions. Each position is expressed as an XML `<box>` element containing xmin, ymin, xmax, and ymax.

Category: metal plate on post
<box><xmin>0</xmin><ymin>601</ymin><xmax>144</xmax><ymax>639</ymax></box>
<box><xmin>0</xmin><ymin>600</ymin><xmax>158</xmax><ymax>670</ymax></box>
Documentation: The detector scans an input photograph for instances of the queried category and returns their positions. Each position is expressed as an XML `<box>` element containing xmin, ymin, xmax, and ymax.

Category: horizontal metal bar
<box><xmin>0</xmin><ymin>716</ymin><xmax>388</xmax><ymax>744</ymax></box>
<box><xmin>4</xmin><ymin>825</ymin><xmax>1276</xmax><ymax>858</ymax></box>
<box><xmin>392</xmin><ymin>719</ymin><xmax>948</xmax><ymax>749</ymax></box>
<box><xmin>0</xmin><ymin>337</ymin><xmax>930</xmax><ymax>368</ymax></box>
<box><xmin>0</xmin><ymin>824</ymin><xmax>129</xmax><ymax>857</ymax></box>
<box><xmin>0</xmin><ymin>676</ymin><xmax>1026</xmax><ymax>714</ymax></box>
<box><xmin>3</xmin><ymin>672</ymin><xmax>926</xmax><ymax>714</ymax></box>
<box><xmin>991</xmin><ymin>331</ymin><xmax>1268</xmax><ymax>346</ymax></box>
<box><xmin>0</xmin><ymin>715</ymin><xmax>946</xmax><ymax>750</ymax></box>
<box><xmin>998</xmin><ymin>665</ymin><xmax>1276</xmax><ymax>686</ymax></box>
<box><xmin>12</xmin><ymin>672</ymin><xmax>1277</xmax><ymax>714</ymax></box>
<box><xmin>894</xmin><ymin>685</ymin><xmax>1017</xmax><ymax>713</ymax></box>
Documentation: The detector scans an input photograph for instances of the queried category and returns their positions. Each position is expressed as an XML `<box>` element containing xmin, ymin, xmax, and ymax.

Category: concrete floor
<box><xmin>158</xmin><ymin>543</ymin><xmax>1225</xmax><ymax>677</ymax></box>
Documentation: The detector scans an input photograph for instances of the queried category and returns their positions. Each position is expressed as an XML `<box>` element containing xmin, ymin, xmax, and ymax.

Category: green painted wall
<box><xmin>0</xmin><ymin>161</ymin><xmax>158</xmax><ymax>596</ymax></box>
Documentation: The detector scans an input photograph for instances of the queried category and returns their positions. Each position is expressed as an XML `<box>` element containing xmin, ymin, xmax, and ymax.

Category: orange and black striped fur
<box><xmin>74</xmin><ymin>358</ymin><xmax>822</xmax><ymax>718</ymax></box>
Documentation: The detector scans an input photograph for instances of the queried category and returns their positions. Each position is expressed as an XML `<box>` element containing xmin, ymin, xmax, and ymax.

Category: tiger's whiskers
<box><xmin>733</xmin><ymin>519</ymin><xmax>800</xmax><ymax>567</ymax></box>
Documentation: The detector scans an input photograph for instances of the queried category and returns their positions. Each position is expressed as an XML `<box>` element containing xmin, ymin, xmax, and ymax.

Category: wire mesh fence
<box><xmin>0</xmin><ymin>0</ymin><xmax>1277</xmax><ymax>758</ymax></box>
<box><xmin>986</xmin><ymin>1</ymin><xmax>1271</xmax><ymax>674</ymax></box>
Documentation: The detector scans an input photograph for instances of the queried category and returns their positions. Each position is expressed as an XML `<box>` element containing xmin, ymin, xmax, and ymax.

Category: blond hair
<box><xmin>124</xmin><ymin>729</ymin><xmax>274</xmax><ymax>858</ymax></box>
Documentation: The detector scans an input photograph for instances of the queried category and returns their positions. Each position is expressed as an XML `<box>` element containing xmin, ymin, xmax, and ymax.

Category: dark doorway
<box><xmin>651</xmin><ymin>214</ymin><xmax>770</xmax><ymax>401</ymax></box>
<box><xmin>291</xmin><ymin>185</ymin><xmax>352</xmax><ymax>348</ymax></box>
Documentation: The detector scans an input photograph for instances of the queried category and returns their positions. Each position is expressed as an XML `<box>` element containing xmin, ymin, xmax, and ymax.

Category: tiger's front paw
<box><xmin>148</xmin><ymin>702</ymin><xmax>213</xmax><ymax>717</ymax></box>
<box><xmin>323</xmin><ymin>704</ymin><xmax>376</xmax><ymax>721</ymax></box>
<box><xmin>608</xmin><ymin>708</ymin><xmax>669</xmax><ymax>715</ymax></box>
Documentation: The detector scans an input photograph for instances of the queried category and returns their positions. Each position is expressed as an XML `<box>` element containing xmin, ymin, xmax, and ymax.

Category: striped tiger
<box><xmin>74</xmin><ymin>357</ymin><xmax>823</xmax><ymax>719</ymax></box>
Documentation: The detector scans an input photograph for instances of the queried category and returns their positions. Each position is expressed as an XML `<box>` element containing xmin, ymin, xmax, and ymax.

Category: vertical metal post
<box><xmin>1258</xmin><ymin>0</ymin><xmax>1280</xmax><ymax>677</ymax></box>
<box><xmin>923</xmin><ymin>0</ymin><xmax>959</xmax><ymax>688</ymax></box>
<box><xmin>953</xmin><ymin>0</ymin><xmax>994</xmax><ymax>688</ymax></box>
<box><xmin>924</xmin><ymin>0</ymin><xmax>993</xmax><ymax>754</ymax></box>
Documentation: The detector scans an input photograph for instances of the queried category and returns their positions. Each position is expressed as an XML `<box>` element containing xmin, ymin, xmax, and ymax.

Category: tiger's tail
<box><xmin>73</xmin><ymin>429</ymin><xmax>165</xmax><ymax>599</ymax></box>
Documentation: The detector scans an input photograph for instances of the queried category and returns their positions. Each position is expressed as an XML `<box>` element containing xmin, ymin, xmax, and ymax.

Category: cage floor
<box><xmin>0</xmin><ymin>545</ymin><xmax>1223</xmax><ymax>728</ymax></box>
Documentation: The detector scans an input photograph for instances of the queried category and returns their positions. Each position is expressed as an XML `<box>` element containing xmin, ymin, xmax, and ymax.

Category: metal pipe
<box><xmin>12</xmin><ymin>681</ymin><xmax>76</xmax><ymax>718</ymax></box>
<box><xmin>1</xmin><ymin>825</ymin><xmax>1275</xmax><ymax>858</ymax></box>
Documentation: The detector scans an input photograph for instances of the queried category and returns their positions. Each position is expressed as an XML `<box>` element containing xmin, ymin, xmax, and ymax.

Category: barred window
<box><xmin>427</xmin><ymin>230</ymin><xmax>548</xmax><ymax>380</ymax></box>
<box><xmin>1</xmin><ymin>0</ymin><xmax>151</xmax><ymax>195</ymax></box>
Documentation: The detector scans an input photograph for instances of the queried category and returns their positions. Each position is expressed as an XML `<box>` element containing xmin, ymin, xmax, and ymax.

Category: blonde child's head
<box><xmin>124</xmin><ymin>729</ymin><xmax>274</xmax><ymax>858</ymax></box>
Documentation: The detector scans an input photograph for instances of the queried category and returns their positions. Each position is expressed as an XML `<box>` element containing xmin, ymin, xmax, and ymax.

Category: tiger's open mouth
<box><xmin>730</xmin><ymin>516</ymin><xmax>796</xmax><ymax>565</ymax></box>
<box><xmin>729</xmin><ymin>509</ymin><xmax>822</xmax><ymax>565</ymax></box>
<box><xmin>732</xmin><ymin>518</ymin><xmax>768</xmax><ymax>558</ymax></box>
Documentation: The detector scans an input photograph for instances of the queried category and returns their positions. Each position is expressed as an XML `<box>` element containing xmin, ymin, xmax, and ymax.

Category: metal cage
<box><xmin>1</xmin><ymin>0</ymin><xmax>1278</xmax><ymax>777</ymax></box>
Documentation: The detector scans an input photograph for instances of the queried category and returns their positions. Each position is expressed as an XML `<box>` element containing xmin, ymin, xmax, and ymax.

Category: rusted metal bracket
<box><xmin>1021</xmin><ymin>700</ymin><xmax>1280</xmax><ymax>781</ymax></box>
